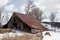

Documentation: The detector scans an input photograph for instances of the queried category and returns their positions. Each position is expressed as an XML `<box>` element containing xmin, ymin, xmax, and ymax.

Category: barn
<box><xmin>3</xmin><ymin>12</ymin><xmax>48</xmax><ymax>33</ymax></box>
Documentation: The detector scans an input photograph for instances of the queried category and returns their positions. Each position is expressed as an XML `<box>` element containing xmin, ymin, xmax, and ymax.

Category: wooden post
<box><xmin>0</xmin><ymin>13</ymin><xmax>1</xmax><ymax>28</ymax></box>
<box><xmin>36</xmin><ymin>30</ymin><xmax>43</xmax><ymax>40</ymax></box>
<box><xmin>0</xmin><ymin>23</ymin><xmax>1</xmax><ymax>27</ymax></box>
<box><xmin>0</xmin><ymin>10</ymin><xmax>1</xmax><ymax>27</ymax></box>
<box><xmin>21</xmin><ymin>22</ymin><xmax>23</xmax><ymax>30</ymax></box>
<box><xmin>40</xmin><ymin>31</ymin><xmax>43</xmax><ymax>40</ymax></box>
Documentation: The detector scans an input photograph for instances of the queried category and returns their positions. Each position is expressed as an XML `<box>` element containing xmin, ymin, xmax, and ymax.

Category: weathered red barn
<box><xmin>3</xmin><ymin>12</ymin><xmax>48</xmax><ymax>33</ymax></box>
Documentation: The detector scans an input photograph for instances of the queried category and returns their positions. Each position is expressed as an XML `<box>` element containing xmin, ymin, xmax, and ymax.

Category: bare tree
<box><xmin>25</xmin><ymin>0</ymin><xmax>46</xmax><ymax>22</ymax></box>
<box><xmin>49</xmin><ymin>12</ymin><xmax>56</xmax><ymax>22</ymax></box>
<box><xmin>0</xmin><ymin>6</ymin><xmax>4</xmax><ymax>27</ymax></box>
<box><xmin>30</xmin><ymin>7</ymin><xmax>43</xmax><ymax>22</ymax></box>
<box><xmin>49</xmin><ymin>12</ymin><xmax>57</xmax><ymax>30</ymax></box>
<box><xmin>0</xmin><ymin>6</ymin><xmax>4</xmax><ymax>20</ymax></box>
<box><xmin>25</xmin><ymin>0</ymin><xmax>35</xmax><ymax>15</ymax></box>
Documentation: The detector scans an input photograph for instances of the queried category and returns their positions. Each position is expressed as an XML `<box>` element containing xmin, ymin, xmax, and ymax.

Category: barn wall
<box><xmin>7</xmin><ymin>15</ymin><xmax>32</xmax><ymax>33</ymax></box>
<box><xmin>31</xmin><ymin>28</ymin><xmax>41</xmax><ymax>33</ymax></box>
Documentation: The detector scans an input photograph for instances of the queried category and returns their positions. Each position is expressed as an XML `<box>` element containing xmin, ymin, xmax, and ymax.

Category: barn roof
<box><xmin>10</xmin><ymin>12</ymin><xmax>48</xmax><ymax>31</ymax></box>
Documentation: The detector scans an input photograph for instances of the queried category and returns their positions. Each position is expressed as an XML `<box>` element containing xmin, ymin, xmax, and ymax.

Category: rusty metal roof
<box><xmin>13</xmin><ymin>12</ymin><xmax>48</xmax><ymax>31</ymax></box>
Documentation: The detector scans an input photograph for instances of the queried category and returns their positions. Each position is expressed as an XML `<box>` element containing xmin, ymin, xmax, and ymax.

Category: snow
<box><xmin>0</xmin><ymin>30</ymin><xmax>59</xmax><ymax>40</ymax></box>
<box><xmin>0</xmin><ymin>30</ymin><xmax>26</xmax><ymax>40</ymax></box>
<box><xmin>43</xmin><ymin>31</ymin><xmax>60</xmax><ymax>40</ymax></box>
<box><xmin>0</xmin><ymin>33</ymin><xmax>18</xmax><ymax>40</ymax></box>
<box><xmin>0</xmin><ymin>34</ymin><xmax>3</xmax><ymax>40</ymax></box>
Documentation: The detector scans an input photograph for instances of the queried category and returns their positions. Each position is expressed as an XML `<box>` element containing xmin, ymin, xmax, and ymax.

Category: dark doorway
<box><xmin>23</xmin><ymin>23</ymin><xmax>31</xmax><ymax>33</ymax></box>
<box><xmin>3</xmin><ymin>24</ymin><xmax>8</xmax><ymax>29</ymax></box>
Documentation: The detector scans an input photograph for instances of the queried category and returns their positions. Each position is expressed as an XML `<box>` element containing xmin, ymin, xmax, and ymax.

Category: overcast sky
<box><xmin>0</xmin><ymin>0</ymin><xmax>60</xmax><ymax>25</ymax></box>
<box><xmin>1</xmin><ymin>0</ymin><xmax>60</xmax><ymax>13</ymax></box>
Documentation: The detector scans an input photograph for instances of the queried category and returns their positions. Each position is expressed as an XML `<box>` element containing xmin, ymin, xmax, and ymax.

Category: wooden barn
<box><xmin>3</xmin><ymin>12</ymin><xmax>48</xmax><ymax>33</ymax></box>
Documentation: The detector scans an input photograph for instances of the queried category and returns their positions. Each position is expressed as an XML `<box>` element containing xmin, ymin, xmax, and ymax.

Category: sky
<box><xmin>0</xmin><ymin>0</ymin><xmax>60</xmax><ymax>25</ymax></box>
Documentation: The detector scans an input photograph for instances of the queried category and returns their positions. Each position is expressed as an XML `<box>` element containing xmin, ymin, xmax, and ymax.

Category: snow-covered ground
<box><xmin>43</xmin><ymin>31</ymin><xmax>60</xmax><ymax>40</ymax></box>
<box><xmin>42</xmin><ymin>23</ymin><xmax>60</xmax><ymax>40</ymax></box>
<box><xmin>0</xmin><ymin>30</ymin><xmax>60</xmax><ymax>40</ymax></box>
<box><xmin>0</xmin><ymin>29</ymin><xmax>27</xmax><ymax>40</ymax></box>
